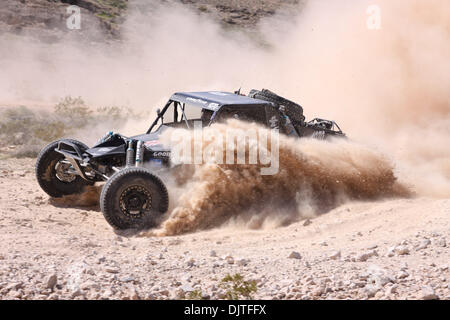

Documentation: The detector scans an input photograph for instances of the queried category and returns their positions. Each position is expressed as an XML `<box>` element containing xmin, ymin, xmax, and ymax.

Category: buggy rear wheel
<box><xmin>35</xmin><ymin>139</ymin><xmax>94</xmax><ymax>198</ymax></box>
<box><xmin>100</xmin><ymin>167</ymin><xmax>169</xmax><ymax>230</ymax></box>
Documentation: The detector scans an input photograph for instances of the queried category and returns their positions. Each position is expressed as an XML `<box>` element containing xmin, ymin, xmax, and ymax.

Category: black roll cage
<box><xmin>146</xmin><ymin>100</ymin><xmax>199</xmax><ymax>134</ymax></box>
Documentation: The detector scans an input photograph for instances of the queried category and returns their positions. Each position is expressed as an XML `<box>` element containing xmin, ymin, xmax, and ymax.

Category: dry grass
<box><xmin>0</xmin><ymin>96</ymin><xmax>144</xmax><ymax>158</ymax></box>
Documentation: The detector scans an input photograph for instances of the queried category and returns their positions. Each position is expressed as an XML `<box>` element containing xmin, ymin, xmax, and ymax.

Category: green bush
<box><xmin>219</xmin><ymin>273</ymin><xmax>257</xmax><ymax>300</ymax></box>
<box><xmin>186</xmin><ymin>289</ymin><xmax>203</xmax><ymax>300</ymax></box>
<box><xmin>0</xmin><ymin>96</ymin><xmax>144</xmax><ymax>158</ymax></box>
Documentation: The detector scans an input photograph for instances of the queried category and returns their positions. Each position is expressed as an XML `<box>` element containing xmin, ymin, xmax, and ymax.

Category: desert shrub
<box><xmin>219</xmin><ymin>273</ymin><xmax>257</xmax><ymax>300</ymax></box>
<box><xmin>0</xmin><ymin>96</ymin><xmax>144</xmax><ymax>158</ymax></box>
<box><xmin>33</xmin><ymin>120</ymin><xmax>66</xmax><ymax>142</ymax></box>
<box><xmin>96</xmin><ymin>105</ymin><xmax>142</xmax><ymax>121</ymax></box>
<box><xmin>54</xmin><ymin>96</ymin><xmax>93</xmax><ymax>127</ymax></box>
<box><xmin>107</xmin><ymin>0</ymin><xmax>128</xmax><ymax>10</ymax></box>
<box><xmin>186</xmin><ymin>289</ymin><xmax>203</xmax><ymax>300</ymax></box>
<box><xmin>0</xmin><ymin>106</ymin><xmax>42</xmax><ymax>145</ymax></box>
<box><xmin>198</xmin><ymin>5</ymin><xmax>209</xmax><ymax>12</ymax></box>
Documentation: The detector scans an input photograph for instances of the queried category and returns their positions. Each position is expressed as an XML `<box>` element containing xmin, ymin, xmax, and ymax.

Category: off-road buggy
<box><xmin>36</xmin><ymin>89</ymin><xmax>345</xmax><ymax>230</ymax></box>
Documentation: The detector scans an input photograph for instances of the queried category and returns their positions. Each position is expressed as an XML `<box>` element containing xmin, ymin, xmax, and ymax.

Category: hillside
<box><xmin>0</xmin><ymin>0</ymin><xmax>301</xmax><ymax>41</ymax></box>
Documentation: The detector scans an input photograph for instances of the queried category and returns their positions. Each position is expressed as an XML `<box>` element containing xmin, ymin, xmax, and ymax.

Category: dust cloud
<box><xmin>1</xmin><ymin>0</ymin><xmax>449</xmax><ymax>233</ymax></box>
<box><xmin>49</xmin><ymin>185</ymin><xmax>102</xmax><ymax>207</ymax></box>
<box><xmin>142</xmin><ymin>119</ymin><xmax>408</xmax><ymax>236</ymax></box>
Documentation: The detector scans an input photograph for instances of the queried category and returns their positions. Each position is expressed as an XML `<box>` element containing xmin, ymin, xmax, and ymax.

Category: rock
<box><xmin>48</xmin><ymin>293</ymin><xmax>59</xmax><ymax>300</ymax></box>
<box><xmin>80</xmin><ymin>280</ymin><xmax>100</xmax><ymax>291</ymax></box>
<box><xmin>9</xmin><ymin>290</ymin><xmax>22</xmax><ymax>299</ymax></box>
<box><xmin>329</xmin><ymin>250</ymin><xmax>341</xmax><ymax>260</ymax></box>
<box><xmin>186</xmin><ymin>258</ymin><xmax>195</xmax><ymax>267</ymax></box>
<box><xmin>237</xmin><ymin>258</ymin><xmax>249</xmax><ymax>266</ymax></box>
<box><xmin>366</xmin><ymin>265</ymin><xmax>395</xmax><ymax>286</ymax></box>
<box><xmin>356</xmin><ymin>253</ymin><xmax>370</xmax><ymax>262</ymax></box>
<box><xmin>127</xmin><ymin>288</ymin><xmax>139</xmax><ymax>300</ymax></box>
<box><xmin>394</xmin><ymin>246</ymin><xmax>410</xmax><ymax>255</ymax></box>
<box><xmin>216</xmin><ymin>290</ymin><xmax>226</xmax><ymax>299</ymax></box>
<box><xmin>385</xmin><ymin>284</ymin><xmax>398</xmax><ymax>296</ymax></box>
<box><xmin>182</xmin><ymin>274</ymin><xmax>193</xmax><ymax>283</ymax></box>
<box><xmin>105</xmin><ymin>267</ymin><xmax>120</xmax><ymax>274</ymax></box>
<box><xmin>158</xmin><ymin>289</ymin><xmax>170</xmax><ymax>297</ymax></box>
<box><xmin>173</xmin><ymin>288</ymin><xmax>185</xmax><ymax>299</ymax></box>
<box><xmin>172</xmin><ymin>280</ymin><xmax>182</xmax><ymax>287</ymax></box>
<box><xmin>85</xmin><ymin>268</ymin><xmax>96</xmax><ymax>276</ymax></box>
<box><xmin>397</xmin><ymin>270</ymin><xmax>409</xmax><ymax>279</ymax></box>
<box><xmin>420</xmin><ymin>286</ymin><xmax>439</xmax><ymax>300</ymax></box>
<box><xmin>102</xmin><ymin>289</ymin><xmax>114</xmax><ymax>299</ymax></box>
<box><xmin>311</xmin><ymin>286</ymin><xmax>324</xmax><ymax>297</ymax></box>
<box><xmin>180</xmin><ymin>283</ymin><xmax>194</xmax><ymax>293</ymax></box>
<box><xmin>71</xmin><ymin>288</ymin><xmax>83</xmax><ymax>298</ymax></box>
<box><xmin>435</xmin><ymin>238</ymin><xmax>446</xmax><ymax>247</ymax></box>
<box><xmin>210</xmin><ymin>250</ymin><xmax>217</xmax><ymax>257</ymax></box>
<box><xmin>6</xmin><ymin>282</ymin><xmax>23</xmax><ymax>291</ymax></box>
<box><xmin>46</xmin><ymin>274</ymin><xmax>57</xmax><ymax>289</ymax></box>
<box><xmin>201</xmin><ymin>293</ymin><xmax>211</xmax><ymax>300</ymax></box>
<box><xmin>288</xmin><ymin>251</ymin><xmax>302</xmax><ymax>259</ymax></box>
<box><xmin>146</xmin><ymin>293</ymin><xmax>157</xmax><ymax>300</ymax></box>
<box><xmin>303</xmin><ymin>219</ymin><xmax>312</xmax><ymax>226</ymax></box>
<box><xmin>122</xmin><ymin>276</ymin><xmax>135</xmax><ymax>283</ymax></box>
<box><xmin>386</xmin><ymin>246</ymin><xmax>396</xmax><ymax>257</ymax></box>
<box><xmin>416</xmin><ymin>239</ymin><xmax>431</xmax><ymax>250</ymax></box>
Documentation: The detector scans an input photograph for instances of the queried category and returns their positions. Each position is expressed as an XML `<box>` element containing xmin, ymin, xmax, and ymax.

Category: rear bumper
<box><xmin>54</xmin><ymin>141</ymin><xmax>92</xmax><ymax>181</ymax></box>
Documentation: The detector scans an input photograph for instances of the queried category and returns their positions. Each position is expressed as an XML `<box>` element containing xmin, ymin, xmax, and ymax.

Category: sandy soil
<box><xmin>0</xmin><ymin>157</ymin><xmax>448</xmax><ymax>300</ymax></box>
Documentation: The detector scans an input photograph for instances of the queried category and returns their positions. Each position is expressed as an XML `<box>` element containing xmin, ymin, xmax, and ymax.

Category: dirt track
<box><xmin>0</xmin><ymin>157</ymin><xmax>448</xmax><ymax>300</ymax></box>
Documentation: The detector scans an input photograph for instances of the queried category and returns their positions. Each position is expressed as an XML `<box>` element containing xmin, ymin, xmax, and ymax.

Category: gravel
<box><xmin>0</xmin><ymin>159</ymin><xmax>448</xmax><ymax>300</ymax></box>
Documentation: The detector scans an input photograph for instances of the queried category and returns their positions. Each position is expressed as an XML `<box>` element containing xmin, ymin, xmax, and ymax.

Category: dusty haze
<box><xmin>144</xmin><ymin>119</ymin><xmax>408</xmax><ymax>236</ymax></box>
<box><xmin>1</xmin><ymin>0</ymin><xmax>449</xmax><ymax>206</ymax></box>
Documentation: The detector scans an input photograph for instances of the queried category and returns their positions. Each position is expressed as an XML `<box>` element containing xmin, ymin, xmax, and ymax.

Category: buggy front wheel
<box><xmin>100</xmin><ymin>167</ymin><xmax>169</xmax><ymax>230</ymax></box>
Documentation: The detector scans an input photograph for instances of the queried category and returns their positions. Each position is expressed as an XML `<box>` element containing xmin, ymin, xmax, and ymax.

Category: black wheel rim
<box><xmin>119</xmin><ymin>185</ymin><xmax>152</xmax><ymax>218</ymax></box>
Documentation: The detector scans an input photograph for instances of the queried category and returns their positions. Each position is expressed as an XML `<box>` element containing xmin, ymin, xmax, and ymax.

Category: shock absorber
<box><xmin>126</xmin><ymin>139</ymin><xmax>136</xmax><ymax>167</ymax></box>
<box><xmin>135</xmin><ymin>140</ymin><xmax>144</xmax><ymax>167</ymax></box>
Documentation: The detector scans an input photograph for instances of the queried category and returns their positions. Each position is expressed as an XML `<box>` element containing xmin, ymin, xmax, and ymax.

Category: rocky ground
<box><xmin>0</xmin><ymin>0</ymin><xmax>302</xmax><ymax>41</ymax></box>
<box><xmin>0</xmin><ymin>157</ymin><xmax>448</xmax><ymax>300</ymax></box>
<box><xmin>0</xmin><ymin>0</ymin><xmax>116</xmax><ymax>42</ymax></box>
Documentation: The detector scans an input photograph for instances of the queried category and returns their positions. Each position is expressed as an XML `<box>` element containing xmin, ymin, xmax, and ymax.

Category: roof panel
<box><xmin>170</xmin><ymin>91</ymin><xmax>273</xmax><ymax>110</ymax></box>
